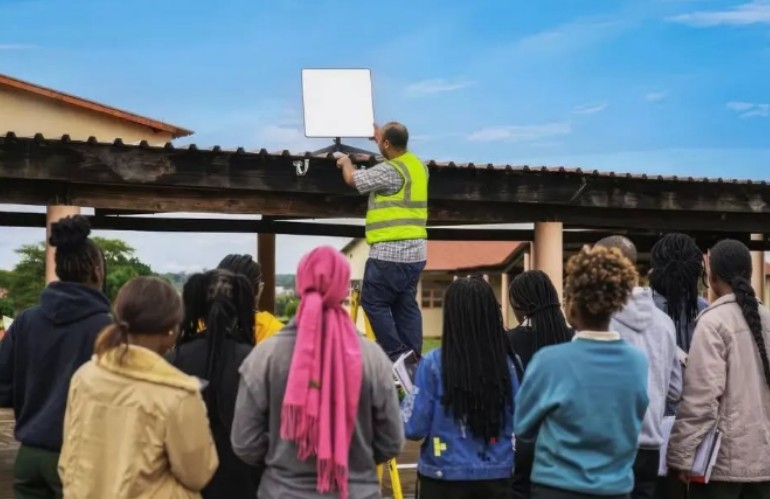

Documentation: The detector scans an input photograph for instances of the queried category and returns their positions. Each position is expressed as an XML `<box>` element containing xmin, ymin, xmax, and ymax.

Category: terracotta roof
<box><xmin>0</xmin><ymin>73</ymin><xmax>193</xmax><ymax>138</ymax></box>
<box><xmin>425</xmin><ymin>241</ymin><xmax>523</xmax><ymax>272</ymax></box>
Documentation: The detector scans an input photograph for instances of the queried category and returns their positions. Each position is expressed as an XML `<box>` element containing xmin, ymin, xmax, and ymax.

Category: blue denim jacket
<box><xmin>401</xmin><ymin>348</ymin><xmax>519</xmax><ymax>481</ymax></box>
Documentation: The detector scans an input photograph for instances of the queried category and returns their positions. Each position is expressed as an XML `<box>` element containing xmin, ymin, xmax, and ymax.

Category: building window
<box><xmin>421</xmin><ymin>279</ymin><xmax>451</xmax><ymax>308</ymax></box>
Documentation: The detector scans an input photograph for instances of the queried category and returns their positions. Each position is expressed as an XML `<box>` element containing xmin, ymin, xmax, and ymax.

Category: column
<box><xmin>534</xmin><ymin>222</ymin><xmax>563</xmax><ymax>302</ymax></box>
<box><xmin>257</xmin><ymin>233</ymin><xmax>276</xmax><ymax>313</ymax></box>
<box><xmin>705</xmin><ymin>251</ymin><xmax>718</xmax><ymax>304</ymax></box>
<box><xmin>751</xmin><ymin>234</ymin><xmax>766</xmax><ymax>303</ymax></box>
<box><xmin>500</xmin><ymin>271</ymin><xmax>511</xmax><ymax>329</ymax></box>
<box><xmin>46</xmin><ymin>205</ymin><xmax>81</xmax><ymax>284</ymax></box>
<box><xmin>523</xmin><ymin>242</ymin><xmax>533</xmax><ymax>272</ymax></box>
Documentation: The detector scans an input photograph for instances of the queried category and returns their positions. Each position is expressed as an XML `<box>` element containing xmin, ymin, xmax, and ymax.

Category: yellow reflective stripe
<box><xmin>366</xmin><ymin>218</ymin><xmax>428</xmax><ymax>231</ymax></box>
<box><xmin>369</xmin><ymin>200</ymin><xmax>428</xmax><ymax>209</ymax></box>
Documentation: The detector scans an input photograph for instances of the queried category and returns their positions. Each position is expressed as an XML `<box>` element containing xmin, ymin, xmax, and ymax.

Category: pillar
<box><xmin>534</xmin><ymin>222</ymin><xmax>563</xmax><ymax>302</ymax></box>
<box><xmin>705</xmin><ymin>251</ymin><xmax>718</xmax><ymax>304</ymax></box>
<box><xmin>46</xmin><ymin>205</ymin><xmax>81</xmax><ymax>284</ymax></box>
<box><xmin>501</xmin><ymin>271</ymin><xmax>511</xmax><ymax>328</ymax></box>
<box><xmin>523</xmin><ymin>242</ymin><xmax>533</xmax><ymax>272</ymax></box>
<box><xmin>257</xmin><ymin>233</ymin><xmax>276</xmax><ymax>313</ymax></box>
<box><xmin>751</xmin><ymin>234</ymin><xmax>766</xmax><ymax>303</ymax></box>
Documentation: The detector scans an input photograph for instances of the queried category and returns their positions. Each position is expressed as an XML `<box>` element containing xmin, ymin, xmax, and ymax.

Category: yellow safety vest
<box><xmin>365</xmin><ymin>152</ymin><xmax>429</xmax><ymax>245</ymax></box>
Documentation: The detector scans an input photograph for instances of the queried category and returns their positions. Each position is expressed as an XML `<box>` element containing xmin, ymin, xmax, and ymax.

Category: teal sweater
<box><xmin>514</xmin><ymin>336</ymin><xmax>649</xmax><ymax>495</ymax></box>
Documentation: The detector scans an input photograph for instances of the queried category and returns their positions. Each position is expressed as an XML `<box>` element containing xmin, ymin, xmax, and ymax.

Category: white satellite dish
<box><xmin>302</xmin><ymin>68</ymin><xmax>375</xmax><ymax>138</ymax></box>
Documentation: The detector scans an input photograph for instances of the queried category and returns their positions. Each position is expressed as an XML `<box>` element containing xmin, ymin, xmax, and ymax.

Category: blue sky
<box><xmin>2</xmin><ymin>0</ymin><xmax>770</xmax><ymax>273</ymax></box>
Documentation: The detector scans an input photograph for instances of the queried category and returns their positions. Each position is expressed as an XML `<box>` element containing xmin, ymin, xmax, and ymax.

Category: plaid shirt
<box><xmin>353</xmin><ymin>162</ymin><xmax>427</xmax><ymax>263</ymax></box>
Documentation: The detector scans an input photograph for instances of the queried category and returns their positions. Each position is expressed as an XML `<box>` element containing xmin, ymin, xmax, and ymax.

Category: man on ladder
<box><xmin>337</xmin><ymin>122</ymin><xmax>428</xmax><ymax>368</ymax></box>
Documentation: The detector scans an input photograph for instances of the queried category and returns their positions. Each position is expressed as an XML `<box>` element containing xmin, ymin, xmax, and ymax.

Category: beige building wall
<box><xmin>0</xmin><ymin>86</ymin><xmax>175</xmax><ymax>145</ymax></box>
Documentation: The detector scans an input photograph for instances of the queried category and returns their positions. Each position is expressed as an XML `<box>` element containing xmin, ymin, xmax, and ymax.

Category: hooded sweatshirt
<box><xmin>0</xmin><ymin>281</ymin><xmax>112</xmax><ymax>451</ymax></box>
<box><xmin>611</xmin><ymin>287</ymin><xmax>682</xmax><ymax>449</ymax></box>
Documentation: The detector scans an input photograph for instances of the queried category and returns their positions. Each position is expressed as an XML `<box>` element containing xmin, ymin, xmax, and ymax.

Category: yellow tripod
<box><xmin>349</xmin><ymin>285</ymin><xmax>404</xmax><ymax>499</ymax></box>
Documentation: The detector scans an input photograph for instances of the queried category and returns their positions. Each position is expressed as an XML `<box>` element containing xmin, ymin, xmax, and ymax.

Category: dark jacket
<box><xmin>0</xmin><ymin>282</ymin><xmax>112</xmax><ymax>451</ymax></box>
<box><xmin>167</xmin><ymin>333</ymin><xmax>259</xmax><ymax>499</ymax></box>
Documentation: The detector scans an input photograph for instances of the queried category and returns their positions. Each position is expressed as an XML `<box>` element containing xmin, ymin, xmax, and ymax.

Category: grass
<box><xmin>422</xmin><ymin>337</ymin><xmax>441</xmax><ymax>354</ymax></box>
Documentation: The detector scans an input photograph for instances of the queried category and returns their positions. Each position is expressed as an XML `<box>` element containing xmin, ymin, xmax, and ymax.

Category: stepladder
<box><xmin>349</xmin><ymin>284</ymin><xmax>405</xmax><ymax>499</ymax></box>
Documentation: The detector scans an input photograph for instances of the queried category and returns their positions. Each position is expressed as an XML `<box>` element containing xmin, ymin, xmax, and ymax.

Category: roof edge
<box><xmin>0</xmin><ymin>73</ymin><xmax>193</xmax><ymax>138</ymax></box>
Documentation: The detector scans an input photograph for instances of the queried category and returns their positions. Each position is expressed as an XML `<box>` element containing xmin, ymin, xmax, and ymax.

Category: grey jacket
<box><xmin>611</xmin><ymin>287</ymin><xmax>682</xmax><ymax>449</ymax></box>
<box><xmin>668</xmin><ymin>294</ymin><xmax>770</xmax><ymax>481</ymax></box>
<box><xmin>231</xmin><ymin>323</ymin><xmax>404</xmax><ymax>499</ymax></box>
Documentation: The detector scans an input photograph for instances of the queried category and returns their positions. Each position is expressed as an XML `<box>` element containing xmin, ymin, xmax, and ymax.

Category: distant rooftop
<box><xmin>0</xmin><ymin>73</ymin><xmax>193</xmax><ymax>138</ymax></box>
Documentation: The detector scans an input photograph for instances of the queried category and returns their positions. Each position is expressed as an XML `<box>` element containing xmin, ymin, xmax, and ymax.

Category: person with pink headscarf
<box><xmin>231</xmin><ymin>246</ymin><xmax>404</xmax><ymax>499</ymax></box>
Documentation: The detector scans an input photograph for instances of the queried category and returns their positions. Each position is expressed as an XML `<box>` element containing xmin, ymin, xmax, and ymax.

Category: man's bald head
<box><xmin>380</xmin><ymin>122</ymin><xmax>409</xmax><ymax>151</ymax></box>
<box><xmin>595</xmin><ymin>235</ymin><xmax>638</xmax><ymax>264</ymax></box>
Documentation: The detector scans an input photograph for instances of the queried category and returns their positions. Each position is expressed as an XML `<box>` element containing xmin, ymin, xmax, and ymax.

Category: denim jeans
<box><xmin>361</xmin><ymin>258</ymin><xmax>425</xmax><ymax>360</ymax></box>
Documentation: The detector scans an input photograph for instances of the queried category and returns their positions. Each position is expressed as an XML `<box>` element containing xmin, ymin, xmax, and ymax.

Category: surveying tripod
<box><xmin>349</xmin><ymin>284</ymin><xmax>405</xmax><ymax>499</ymax></box>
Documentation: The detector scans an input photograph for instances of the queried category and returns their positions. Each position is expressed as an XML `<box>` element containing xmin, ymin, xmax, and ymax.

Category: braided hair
<box><xmin>709</xmin><ymin>240</ymin><xmax>770</xmax><ymax>389</ymax></box>
<box><xmin>49</xmin><ymin>215</ymin><xmax>104</xmax><ymax>287</ymax></box>
<box><xmin>217</xmin><ymin>254</ymin><xmax>262</xmax><ymax>292</ymax></box>
<box><xmin>508</xmin><ymin>270</ymin><xmax>572</xmax><ymax>353</ymax></box>
<box><xmin>649</xmin><ymin>233</ymin><xmax>706</xmax><ymax>351</ymax></box>
<box><xmin>441</xmin><ymin>276</ymin><xmax>512</xmax><ymax>443</ymax></box>
<box><xmin>178</xmin><ymin>269</ymin><xmax>255</xmax><ymax>425</ymax></box>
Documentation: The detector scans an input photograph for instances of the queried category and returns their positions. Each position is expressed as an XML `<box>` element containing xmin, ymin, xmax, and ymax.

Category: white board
<box><xmin>302</xmin><ymin>69</ymin><xmax>375</xmax><ymax>138</ymax></box>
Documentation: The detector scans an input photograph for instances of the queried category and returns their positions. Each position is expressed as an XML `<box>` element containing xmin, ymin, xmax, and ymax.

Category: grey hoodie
<box><xmin>611</xmin><ymin>287</ymin><xmax>682</xmax><ymax>449</ymax></box>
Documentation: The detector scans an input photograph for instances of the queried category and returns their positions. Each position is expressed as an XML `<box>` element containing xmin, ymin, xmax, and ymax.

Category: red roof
<box><xmin>425</xmin><ymin>241</ymin><xmax>523</xmax><ymax>272</ymax></box>
<box><xmin>0</xmin><ymin>73</ymin><xmax>193</xmax><ymax>138</ymax></box>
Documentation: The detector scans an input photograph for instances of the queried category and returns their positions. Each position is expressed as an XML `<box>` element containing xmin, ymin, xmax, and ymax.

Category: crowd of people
<box><xmin>0</xmin><ymin>213</ymin><xmax>769</xmax><ymax>499</ymax></box>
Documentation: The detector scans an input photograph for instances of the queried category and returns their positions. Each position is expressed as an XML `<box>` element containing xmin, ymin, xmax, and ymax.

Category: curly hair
<box><xmin>565</xmin><ymin>245</ymin><xmax>638</xmax><ymax>328</ymax></box>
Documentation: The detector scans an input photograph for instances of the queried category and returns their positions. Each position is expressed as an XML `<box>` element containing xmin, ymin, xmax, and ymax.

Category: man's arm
<box><xmin>337</xmin><ymin>156</ymin><xmax>403</xmax><ymax>195</ymax></box>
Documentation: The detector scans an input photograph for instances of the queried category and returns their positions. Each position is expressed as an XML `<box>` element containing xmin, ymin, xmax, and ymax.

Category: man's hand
<box><xmin>337</xmin><ymin>154</ymin><xmax>356</xmax><ymax>188</ymax></box>
<box><xmin>336</xmin><ymin>155</ymin><xmax>353</xmax><ymax>170</ymax></box>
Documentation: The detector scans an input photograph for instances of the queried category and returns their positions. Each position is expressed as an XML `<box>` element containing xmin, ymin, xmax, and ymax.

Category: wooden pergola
<box><xmin>2</xmin><ymin>132</ymin><xmax>769</xmax><ymax>308</ymax></box>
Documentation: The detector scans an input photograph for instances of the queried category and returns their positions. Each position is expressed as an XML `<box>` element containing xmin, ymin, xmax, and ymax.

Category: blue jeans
<box><xmin>361</xmin><ymin>258</ymin><xmax>425</xmax><ymax>361</ymax></box>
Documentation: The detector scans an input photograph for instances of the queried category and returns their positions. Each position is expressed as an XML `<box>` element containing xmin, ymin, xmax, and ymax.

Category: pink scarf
<box><xmin>280</xmin><ymin>246</ymin><xmax>363</xmax><ymax>499</ymax></box>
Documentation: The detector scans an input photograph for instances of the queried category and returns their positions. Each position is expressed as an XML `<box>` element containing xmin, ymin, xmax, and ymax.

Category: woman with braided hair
<box><xmin>649</xmin><ymin>233</ymin><xmax>709</xmax><ymax>353</ymax></box>
<box><xmin>168</xmin><ymin>269</ymin><xmax>259</xmax><ymax>499</ymax></box>
<box><xmin>515</xmin><ymin>246</ymin><xmax>649</xmax><ymax>499</ymax></box>
<box><xmin>507</xmin><ymin>270</ymin><xmax>573</xmax><ymax>499</ymax></box>
<box><xmin>217</xmin><ymin>254</ymin><xmax>284</xmax><ymax>343</ymax></box>
<box><xmin>403</xmin><ymin>276</ymin><xmax>518</xmax><ymax>499</ymax></box>
<box><xmin>0</xmin><ymin>215</ymin><xmax>112</xmax><ymax>499</ymax></box>
<box><xmin>667</xmin><ymin>240</ymin><xmax>770</xmax><ymax>498</ymax></box>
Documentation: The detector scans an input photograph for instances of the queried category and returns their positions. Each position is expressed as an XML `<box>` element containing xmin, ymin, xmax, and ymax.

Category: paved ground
<box><xmin>0</xmin><ymin>409</ymin><xmax>418</xmax><ymax>499</ymax></box>
<box><xmin>0</xmin><ymin>410</ymin><xmax>17</xmax><ymax>499</ymax></box>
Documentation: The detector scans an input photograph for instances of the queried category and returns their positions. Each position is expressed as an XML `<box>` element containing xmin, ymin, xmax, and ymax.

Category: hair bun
<box><xmin>49</xmin><ymin>215</ymin><xmax>92</xmax><ymax>254</ymax></box>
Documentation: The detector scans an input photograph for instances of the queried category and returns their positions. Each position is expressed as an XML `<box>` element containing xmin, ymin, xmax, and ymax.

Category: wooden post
<box><xmin>501</xmin><ymin>271</ymin><xmax>511</xmax><ymax>329</ymax></box>
<box><xmin>751</xmin><ymin>234</ymin><xmax>765</xmax><ymax>303</ymax></box>
<box><xmin>257</xmin><ymin>233</ymin><xmax>276</xmax><ymax>313</ymax></box>
<box><xmin>534</xmin><ymin>222</ymin><xmax>563</xmax><ymax>302</ymax></box>
<box><xmin>46</xmin><ymin>205</ymin><xmax>81</xmax><ymax>284</ymax></box>
<box><xmin>523</xmin><ymin>243</ymin><xmax>533</xmax><ymax>272</ymax></box>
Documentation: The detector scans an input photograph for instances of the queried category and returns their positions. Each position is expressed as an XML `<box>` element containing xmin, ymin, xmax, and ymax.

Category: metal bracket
<box><xmin>293</xmin><ymin>159</ymin><xmax>310</xmax><ymax>176</ymax></box>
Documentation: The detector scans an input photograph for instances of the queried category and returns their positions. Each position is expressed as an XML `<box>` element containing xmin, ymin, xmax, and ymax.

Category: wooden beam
<box><xmin>258</xmin><ymin>230</ymin><xmax>276</xmax><ymax>314</ymax></box>
<box><xmin>0</xmin><ymin>211</ymin><xmax>765</xmax><ymax>250</ymax></box>
<box><xmin>3</xmin><ymin>136</ymin><xmax>770</xmax><ymax>228</ymax></box>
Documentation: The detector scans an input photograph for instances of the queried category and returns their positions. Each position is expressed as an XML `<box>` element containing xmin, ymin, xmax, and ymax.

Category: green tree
<box><xmin>0</xmin><ymin>297</ymin><xmax>14</xmax><ymax>318</ymax></box>
<box><xmin>2</xmin><ymin>238</ymin><xmax>155</xmax><ymax>312</ymax></box>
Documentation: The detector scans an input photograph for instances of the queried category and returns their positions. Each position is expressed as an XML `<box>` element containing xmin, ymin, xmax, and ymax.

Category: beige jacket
<box><xmin>668</xmin><ymin>294</ymin><xmax>770</xmax><ymax>481</ymax></box>
<box><xmin>59</xmin><ymin>345</ymin><xmax>219</xmax><ymax>499</ymax></box>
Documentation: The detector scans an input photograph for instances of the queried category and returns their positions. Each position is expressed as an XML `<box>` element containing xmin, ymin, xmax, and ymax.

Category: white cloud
<box><xmin>573</xmin><ymin>102</ymin><xmax>608</xmax><ymax>115</ymax></box>
<box><xmin>645</xmin><ymin>91</ymin><xmax>668</xmax><ymax>102</ymax></box>
<box><xmin>406</xmin><ymin>78</ymin><xmax>476</xmax><ymax>97</ymax></box>
<box><xmin>668</xmin><ymin>1</ymin><xmax>770</xmax><ymax>26</ymax></box>
<box><xmin>0</xmin><ymin>43</ymin><xmax>34</xmax><ymax>50</ymax></box>
<box><xmin>507</xmin><ymin>19</ymin><xmax>627</xmax><ymax>56</ymax></box>
<box><xmin>726</xmin><ymin>101</ymin><xmax>770</xmax><ymax>117</ymax></box>
<box><xmin>467</xmin><ymin>122</ymin><xmax>571</xmax><ymax>143</ymax></box>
